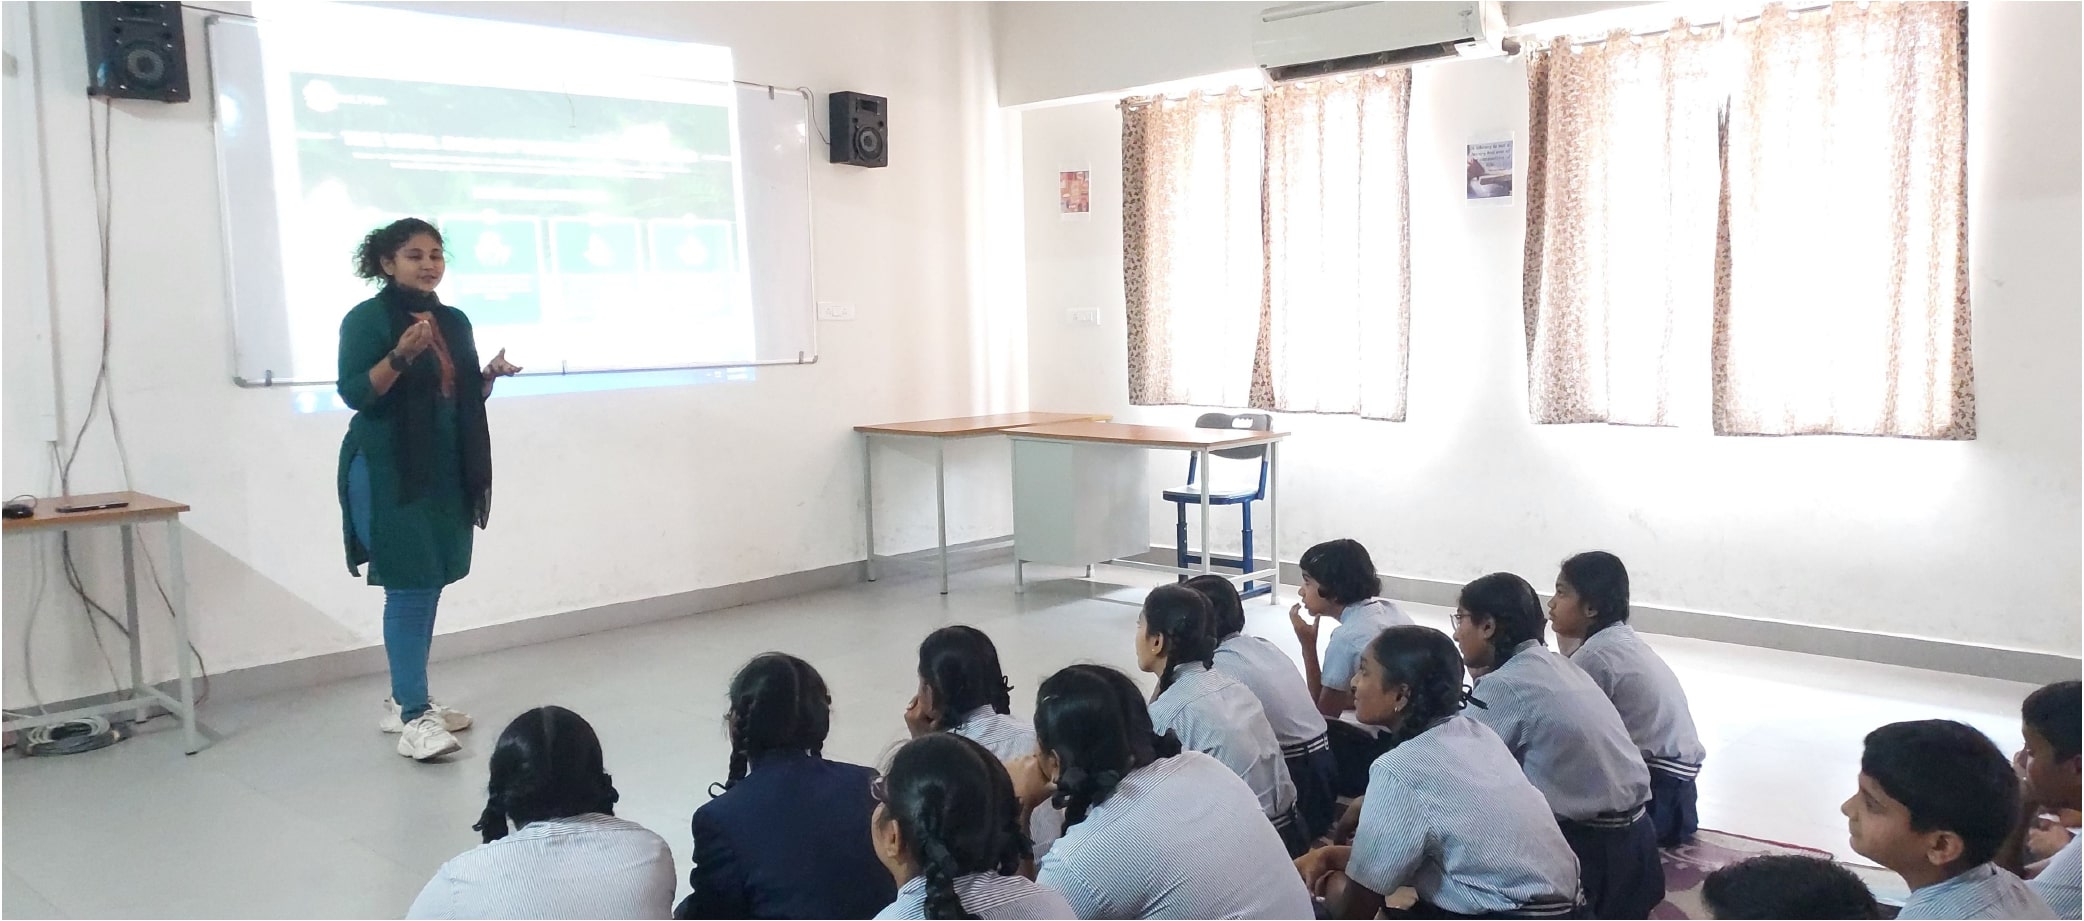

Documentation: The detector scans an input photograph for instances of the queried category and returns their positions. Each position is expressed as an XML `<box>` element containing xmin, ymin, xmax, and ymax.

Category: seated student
<box><xmin>409</xmin><ymin>706</ymin><xmax>675</xmax><ymax>919</ymax></box>
<box><xmin>1286</xmin><ymin>538</ymin><xmax>1414</xmax><ymax>797</ymax></box>
<box><xmin>1295</xmin><ymin>626</ymin><xmax>1584</xmax><ymax>920</ymax></box>
<box><xmin>1189</xmin><ymin>573</ymin><xmax>1341</xmax><ymax>844</ymax></box>
<box><xmin>1454</xmin><ymin>573</ymin><xmax>1665</xmax><ymax>920</ymax></box>
<box><xmin>905</xmin><ymin>625</ymin><xmax>1037</xmax><ymax>763</ymax></box>
<box><xmin>870</xmin><ymin>733</ymin><xmax>1073</xmax><ymax>920</ymax></box>
<box><xmin>1700</xmin><ymin>855</ymin><xmax>1881</xmax><ymax>920</ymax></box>
<box><xmin>1135</xmin><ymin>584</ymin><xmax>1306</xmax><ymax>854</ymax></box>
<box><xmin>2020</xmin><ymin>681</ymin><xmax>2082</xmax><ymax>919</ymax></box>
<box><xmin>1844</xmin><ymin>719</ymin><xmax>2054</xmax><ymax>920</ymax></box>
<box><xmin>1547</xmin><ymin>551</ymin><xmax>1708</xmax><ymax>847</ymax></box>
<box><xmin>1010</xmin><ymin>664</ymin><xmax>1314</xmax><ymax>919</ymax></box>
<box><xmin>678</xmin><ymin>653</ymin><xmax>897</xmax><ymax>920</ymax></box>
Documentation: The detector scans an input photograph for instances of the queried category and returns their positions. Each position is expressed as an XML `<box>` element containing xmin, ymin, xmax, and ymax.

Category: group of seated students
<box><xmin>401</xmin><ymin>539</ymin><xmax>2084</xmax><ymax>921</ymax></box>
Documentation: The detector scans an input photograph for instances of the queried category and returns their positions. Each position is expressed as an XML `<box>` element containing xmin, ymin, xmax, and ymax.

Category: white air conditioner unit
<box><xmin>1254</xmin><ymin>1</ymin><xmax>1511</xmax><ymax>83</ymax></box>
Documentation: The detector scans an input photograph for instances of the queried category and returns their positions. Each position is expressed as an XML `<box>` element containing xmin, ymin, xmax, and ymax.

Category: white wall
<box><xmin>1</xmin><ymin>0</ymin><xmax>1025</xmax><ymax>706</ymax></box>
<box><xmin>1019</xmin><ymin>1</ymin><xmax>2082</xmax><ymax>655</ymax></box>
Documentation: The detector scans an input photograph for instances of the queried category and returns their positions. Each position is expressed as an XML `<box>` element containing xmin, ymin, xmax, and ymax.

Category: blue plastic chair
<box><xmin>1163</xmin><ymin>412</ymin><xmax>1272</xmax><ymax>598</ymax></box>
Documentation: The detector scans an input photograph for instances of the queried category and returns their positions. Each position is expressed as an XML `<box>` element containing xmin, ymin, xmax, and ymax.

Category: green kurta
<box><xmin>336</xmin><ymin>296</ymin><xmax>476</xmax><ymax>589</ymax></box>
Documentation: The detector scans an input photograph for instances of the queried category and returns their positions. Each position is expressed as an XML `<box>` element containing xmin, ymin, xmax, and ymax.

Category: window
<box><xmin>1123</xmin><ymin>70</ymin><xmax>1413</xmax><ymax>421</ymax></box>
<box><xmin>1524</xmin><ymin>3</ymin><xmax>1972</xmax><ymax>438</ymax></box>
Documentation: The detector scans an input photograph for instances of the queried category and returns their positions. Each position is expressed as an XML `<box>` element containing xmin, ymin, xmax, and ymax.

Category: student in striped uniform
<box><xmin>1295</xmin><ymin>626</ymin><xmax>1584</xmax><ymax>920</ymax></box>
<box><xmin>905</xmin><ymin>626</ymin><xmax>1037</xmax><ymax>763</ymax></box>
<box><xmin>2020</xmin><ymin>681</ymin><xmax>2082</xmax><ymax>919</ymax></box>
<box><xmin>1188</xmin><ymin>574</ymin><xmax>1341</xmax><ymax>845</ymax></box>
<box><xmin>409</xmin><ymin>706</ymin><xmax>676</xmax><ymax>919</ymax></box>
<box><xmin>1546</xmin><ymin>552</ymin><xmax>1707</xmax><ymax>847</ymax></box>
<box><xmin>1453</xmin><ymin>573</ymin><xmax>1665</xmax><ymax>920</ymax></box>
<box><xmin>1286</xmin><ymin>539</ymin><xmax>1415</xmax><ymax>797</ymax></box>
<box><xmin>869</xmin><ymin>733</ymin><xmax>1074</xmax><ymax>920</ymax></box>
<box><xmin>1135</xmin><ymin>584</ymin><xmax>1306</xmax><ymax>854</ymax></box>
<box><xmin>1010</xmin><ymin>664</ymin><xmax>1314</xmax><ymax>919</ymax></box>
<box><xmin>1844</xmin><ymin>719</ymin><xmax>2053</xmax><ymax>919</ymax></box>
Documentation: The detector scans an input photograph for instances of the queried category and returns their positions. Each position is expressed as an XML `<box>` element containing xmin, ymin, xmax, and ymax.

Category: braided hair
<box><xmin>1032</xmin><ymin>665</ymin><xmax>1182</xmax><ymax>832</ymax></box>
<box><xmin>1364</xmin><ymin>626</ymin><xmax>1472</xmax><ymax>748</ymax></box>
<box><xmin>917</xmin><ymin>626</ymin><xmax>1016</xmax><ymax>732</ymax></box>
<box><xmin>1183</xmin><ymin>574</ymin><xmax>1247</xmax><ymax>640</ymax></box>
<box><xmin>473</xmin><ymin>706</ymin><xmax>620</xmax><ymax>844</ymax></box>
<box><xmin>1140</xmin><ymin>584</ymin><xmax>1217</xmax><ymax>696</ymax></box>
<box><xmin>713</xmin><ymin>653</ymin><xmax>831</xmax><ymax>796</ymax></box>
<box><xmin>1559</xmin><ymin>551</ymin><xmax>1631</xmax><ymax>638</ymax></box>
<box><xmin>877</xmin><ymin>734</ymin><xmax>1035</xmax><ymax>920</ymax></box>
<box><xmin>1457</xmin><ymin>572</ymin><xmax>1548</xmax><ymax>667</ymax></box>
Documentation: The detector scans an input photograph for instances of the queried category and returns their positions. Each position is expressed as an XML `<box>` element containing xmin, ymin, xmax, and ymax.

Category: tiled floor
<box><xmin>0</xmin><ymin>562</ymin><xmax>2040</xmax><ymax>919</ymax></box>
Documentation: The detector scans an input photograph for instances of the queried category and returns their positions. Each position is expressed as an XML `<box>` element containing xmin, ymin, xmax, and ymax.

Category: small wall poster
<box><xmin>1059</xmin><ymin>169</ymin><xmax>1092</xmax><ymax>218</ymax></box>
<box><xmin>1466</xmin><ymin>140</ymin><xmax>1514</xmax><ymax>200</ymax></box>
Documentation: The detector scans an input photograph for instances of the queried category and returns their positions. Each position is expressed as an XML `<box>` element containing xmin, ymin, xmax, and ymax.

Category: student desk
<box><xmin>856</xmin><ymin>412</ymin><xmax>1110</xmax><ymax>594</ymax></box>
<box><xmin>2</xmin><ymin>492</ymin><xmax>210</xmax><ymax>753</ymax></box>
<box><xmin>1002</xmin><ymin>421</ymin><xmax>1287</xmax><ymax>602</ymax></box>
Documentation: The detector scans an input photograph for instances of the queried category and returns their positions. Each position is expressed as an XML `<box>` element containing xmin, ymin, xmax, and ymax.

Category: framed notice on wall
<box><xmin>1059</xmin><ymin>169</ymin><xmax>1091</xmax><ymax>220</ymax></box>
<box><xmin>1466</xmin><ymin>138</ymin><xmax>1514</xmax><ymax>200</ymax></box>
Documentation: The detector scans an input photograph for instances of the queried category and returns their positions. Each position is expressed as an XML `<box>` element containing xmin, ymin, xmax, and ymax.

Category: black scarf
<box><xmin>379</xmin><ymin>284</ymin><xmax>493</xmax><ymax>528</ymax></box>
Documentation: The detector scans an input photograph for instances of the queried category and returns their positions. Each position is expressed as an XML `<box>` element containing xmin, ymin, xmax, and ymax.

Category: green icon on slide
<box><xmin>649</xmin><ymin>220</ymin><xmax>734</xmax><ymax>273</ymax></box>
<box><xmin>552</xmin><ymin>219</ymin><xmax>642</xmax><ymax>274</ymax></box>
<box><xmin>439</xmin><ymin>216</ymin><xmax>542</xmax><ymax>326</ymax></box>
<box><xmin>443</xmin><ymin>217</ymin><xmax>541</xmax><ymax>274</ymax></box>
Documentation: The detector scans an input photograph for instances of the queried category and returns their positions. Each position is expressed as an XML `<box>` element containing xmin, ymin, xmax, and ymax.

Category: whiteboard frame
<box><xmin>204</xmin><ymin>12</ymin><xmax>819</xmax><ymax>388</ymax></box>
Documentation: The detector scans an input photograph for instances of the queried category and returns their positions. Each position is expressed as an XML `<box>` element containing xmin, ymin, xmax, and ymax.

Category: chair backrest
<box><xmin>1195</xmin><ymin>412</ymin><xmax>1272</xmax><ymax>461</ymax></box>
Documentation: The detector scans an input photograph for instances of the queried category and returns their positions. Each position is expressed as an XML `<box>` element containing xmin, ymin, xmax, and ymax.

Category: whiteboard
<box><xmin>205</xmin><ymin>13</ymin><xmax>817</xmax><ymax>387</ymax></box>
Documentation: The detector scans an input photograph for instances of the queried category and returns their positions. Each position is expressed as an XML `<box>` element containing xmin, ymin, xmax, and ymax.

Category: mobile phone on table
<box><xmin>55</xmin><ymin>501</ymin><xmax>129</xmax><ymax>513</ymax></box>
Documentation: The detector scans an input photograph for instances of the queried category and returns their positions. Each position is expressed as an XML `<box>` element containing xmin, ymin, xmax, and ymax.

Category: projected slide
<box><xmin>289</xmin><ymin>74</ymin><xmax>750</xmax><ymax>372</ymax></box>
<box><xmin>213</xmin><ymin>2</ymin><xmax>771</xmax><ymax>384</ymax></box>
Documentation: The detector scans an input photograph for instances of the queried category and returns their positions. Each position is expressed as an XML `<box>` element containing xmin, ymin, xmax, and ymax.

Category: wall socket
<box><xmin>817</xmin><ymin>301</ymin><xmax>857</xmax><ymax>321</ymax></box>
<box><xmin>1067</xmin><ymin>308</ymin><xmax>1101</xmax><ymax>327</ymax></box>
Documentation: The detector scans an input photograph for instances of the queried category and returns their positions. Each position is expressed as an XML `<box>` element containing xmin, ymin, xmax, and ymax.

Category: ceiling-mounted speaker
<box><xmin>828</xmin><ymin>91</ymin><xmax>887</xmax><ymax>168</ymax></box>
<box><xmin>82</xmin><ymin>2</ymin><xmax>190</xmax><ymax>103</ymax></box>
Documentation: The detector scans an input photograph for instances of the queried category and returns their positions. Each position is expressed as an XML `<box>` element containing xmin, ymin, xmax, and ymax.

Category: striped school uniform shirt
<box><xmin>1898</xmin><ymin>863</ymin><xmax>2056</xmax><ymax>919</ymax></box>
<box><xmin>1037</xmin><ymin>751</ymin><xmax>1315</xmax><ymax>919</ymax></box>
<box><xmin>1567</xmin><ymin>624</ymin><xmax>1706</xmax><ymax>779</ymax></box>
<box><xmin>1148</xmin><ymin>661</ymin><xmax>1299</xmax><ymax>821</ymax></box>
<box><xmin>1468</xmin><ymin>641</ymin><xmax>1651</xmax><ymax>823</ymax></box>
<box><xmin>1345</xmin><ymin>715</ymin><xmax>1583</xmax><ymax>917</ymax></box>
<box><xmin>2032</xmin><ymin>832</ymin><xmax>2082</xmax><ymax>920</ymax></box>
<box><xmin>407</xmin><ymin>813</ymin><xmax>675</xmax><ymax>919</ymax></box>
<box><xmin>950</xmin><ymin>706</ymin><xmax>1038</xmax><ymax>762</ymax></box>
<box><xmin>874</xmin><ymin>872</ymin><xmax>1076</xmax><ymax>920</ymax></box>
<box><xmin>1212</xmin><ymin>632</ymin><xmax>1330</xmax><ymax>752</ymax></box>
<box><xmin>1319</xmin><ymin>598</ymin><xmax>1415</xmax><ymax>694</ymax></box>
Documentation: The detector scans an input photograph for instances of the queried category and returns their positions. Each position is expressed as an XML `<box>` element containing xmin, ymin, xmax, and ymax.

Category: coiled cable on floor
<box><xmin>21</xmin><ymin>717</ymin><xmax>124</xmax><ymax>757</ymax></box>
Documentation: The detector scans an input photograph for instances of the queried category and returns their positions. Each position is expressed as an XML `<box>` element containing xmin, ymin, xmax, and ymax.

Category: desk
<box><xmin>3</xmin><ymin>492</ymin><xmax>208</xmax><ymax>753</ymax></box>
<box><xmin>856</xmin><ymin>412</ymin><xmax>1110</xmax><ymax>594</ymax></box>
<box><xmin>1004</xmin><ymin>421</ymin><xmax>1287</xmax><ymax>602</ymax></box>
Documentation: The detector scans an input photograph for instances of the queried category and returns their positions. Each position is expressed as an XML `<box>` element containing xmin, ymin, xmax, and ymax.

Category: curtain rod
<box><xmin>1524</xmin><ymin>0</ymin><xmax>1966</xmax><ymax>51</ymax></box>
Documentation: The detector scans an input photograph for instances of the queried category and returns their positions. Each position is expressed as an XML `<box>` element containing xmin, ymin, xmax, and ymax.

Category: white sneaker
<box><xmin>397</xmin><ymin>712</ymin><xmax>462</xmax><ymax>761</ymax></box>
<box><xmin>379</xmin><ymin>698</ymin><xmax>473</xmax><ymax>734</ymax></box>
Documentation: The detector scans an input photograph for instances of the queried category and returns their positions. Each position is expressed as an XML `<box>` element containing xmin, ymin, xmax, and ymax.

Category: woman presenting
<box><xmin>336</xmin><ymin>218</ymin><xmax>521</xmax><ymax>761</ymax></box>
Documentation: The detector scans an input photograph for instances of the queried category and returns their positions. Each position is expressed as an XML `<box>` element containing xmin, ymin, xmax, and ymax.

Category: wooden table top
<box><xmin>855</xmin><ymin>411</ymin><xmax>1111</xmax><ymax>437</ymax></box>
<box><xmin>2</xmin><ymin>491</ymin><xmax>190</xmax><ymax>535</ymax></box>
<box><xmin>1005</xmin><ymin>420</ymin><xmax>1289</xmax><ymax>451</ymax></box>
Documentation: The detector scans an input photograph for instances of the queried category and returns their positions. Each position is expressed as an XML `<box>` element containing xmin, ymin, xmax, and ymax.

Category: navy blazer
<box><xmin>675</xmin><ymin>751</ymin><xmax>896</xmax><ymax>920</ymax></box>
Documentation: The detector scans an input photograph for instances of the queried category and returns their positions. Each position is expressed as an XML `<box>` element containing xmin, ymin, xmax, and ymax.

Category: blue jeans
<box><xmin>347</xmin><ymin>452</ymin><xmax>438</xmax><ymax>721</ymax></box>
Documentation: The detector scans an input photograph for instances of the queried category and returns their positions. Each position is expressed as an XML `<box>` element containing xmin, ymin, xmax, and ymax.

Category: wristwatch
<box><xmin>387</xmin><ymin>350</ymin><xmax>412</xmax><ymax>372</ymax></box>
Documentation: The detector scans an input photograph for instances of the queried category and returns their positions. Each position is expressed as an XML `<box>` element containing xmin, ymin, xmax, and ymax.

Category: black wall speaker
<box><xmin>82</xmin><ymin>2</ymin><xmax>190</xmax><ymax>103</ymax></box>
<box><xmin>829</xmin><ymin>91</ymin><xmax>887</xmax><ymax>168</ymax></box>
